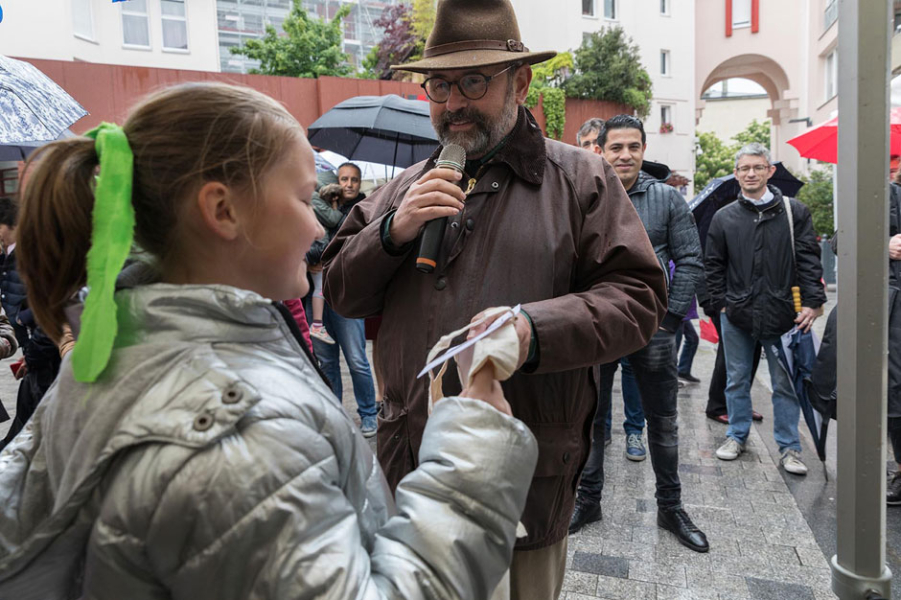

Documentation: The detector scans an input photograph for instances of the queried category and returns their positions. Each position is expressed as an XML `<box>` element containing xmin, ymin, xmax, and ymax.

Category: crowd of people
<box><xmin>0</xmin><ymin>0</ymin><xmax>871</xmax><ymax>597</ymax></box>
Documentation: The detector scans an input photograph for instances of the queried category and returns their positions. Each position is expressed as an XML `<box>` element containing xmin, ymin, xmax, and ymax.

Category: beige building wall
<box><xmin>696</xmin><ymin>96</ymin><xmax>771</xmax><ymax>144</ymax></box>
<box><xmin>0</xmin><ymin>0</ymin><xmax>220</xmax><ymax>72</ymax></box>
<box><xmin>695</xmin><ymin>0</ymin><xmax>839</xmax><ymax>174</ymax></box>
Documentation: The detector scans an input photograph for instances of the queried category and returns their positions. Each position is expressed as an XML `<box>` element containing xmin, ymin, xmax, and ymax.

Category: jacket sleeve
<box><xmin>704</xmin><ymin>212</ymin><xmax>728</xmax><ymax>313</ymax></box>
<box><xmin>791</xmin><ymin>200</ymin><xmax>827</xmax><ymax>309</ymax></box>
<box><xmin>660</xmin><ymin>190</ymin><xmax>704</xmax><ymax>332</ymax></box>
<box><xmin>521</xmin><ymin>163</ymin><xmax>668</xmax><ymax>373</ymax></box>
<box><xmin>323</xmin><ymin>170</ymin><xmax>420</xmax><ymax>318</ymax></box>
<box><xmin>313</xmin><ymin>195</ymin><xmax>344</xmax><ymax>229</ymax></box>
<box><xmin>86</xmin><ymin>397</ymin><xmax>537</xmax><ymax>600</ymax></box>
<box><xmin>0</xmin><ymin>311</ymin><xmax>17</xmax><ymax>357</ymax></box>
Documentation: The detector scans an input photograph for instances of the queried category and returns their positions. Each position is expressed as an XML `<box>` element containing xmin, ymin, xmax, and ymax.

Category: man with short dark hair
<box><xmin>323</xmin><ymin>2</ymin><xmax>667</xmax><ymax>596</ymax></box>
<box><xmin>707</xmin><ymin>143</ymin><xmax>826</xmax><ymax>475</ymax></box>
<box><xmin>314</xmin><ymin>162</ymin><xmax>379</xmax><ymax>438</ymax></box>
<box><xmin>576</xmin><ymin>117</ymin><xmax>604</xmax><ymax>152</ymax></box>
<box><xmin>569</xmin><ymin>115</ymin><xmax>709</xmax><ymax>554</ymax></box>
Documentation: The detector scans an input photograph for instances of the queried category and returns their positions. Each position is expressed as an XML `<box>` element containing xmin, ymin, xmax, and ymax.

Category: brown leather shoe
<box><xmin>752</xmin><ymin>411</ymin><xmax>764</xmax><ymax>422</ymax></box>
<box><xmin>708</xmin><ymin>414</ymin><xmax>729</xmax><ymax>424</ymax></box>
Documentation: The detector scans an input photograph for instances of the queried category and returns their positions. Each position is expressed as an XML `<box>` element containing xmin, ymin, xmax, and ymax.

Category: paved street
<box><xmin>4</xmin><ymin>291</ymin><xmax>901</xmax><ymax>598</ymax></box>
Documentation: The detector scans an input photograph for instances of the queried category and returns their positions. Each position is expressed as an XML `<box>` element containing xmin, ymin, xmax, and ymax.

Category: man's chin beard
<box><xmin>439</xmin><ymin>128</ymin><xmax>491</xmax><ymax>156</ymax></box>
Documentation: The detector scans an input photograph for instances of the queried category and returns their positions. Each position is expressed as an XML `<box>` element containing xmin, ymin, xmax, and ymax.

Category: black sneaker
<box><xmin>888</xmin><ymin>472</ymin><xmax>901</xmax><ymax>506</ymax></box>
<box><xmin>678</xmin><ymin>373</ymin><xmax>701</xmax><ymax>384</ymax></box>
<box><xmin>569</xmin><ymin>501</ymin><xmax>602</xmax><ymax>534</ymax></box>
<box><xmin>658</xmin><ymin>507</ymin><xmax>709</xmax><ymax>553</ymax></box>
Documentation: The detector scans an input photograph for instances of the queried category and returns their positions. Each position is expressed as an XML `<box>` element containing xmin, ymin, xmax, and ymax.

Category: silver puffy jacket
<box><xmin>0</xmin><ymin>284</ymin><xmax>538</xmax><ymax>599</ymax></box>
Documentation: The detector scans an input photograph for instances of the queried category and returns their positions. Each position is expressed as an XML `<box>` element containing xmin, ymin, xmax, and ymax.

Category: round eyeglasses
<box><xmin>421</xmin><ymin>65</ymin><xmax>515</xmax><ymax>103</ymax></box>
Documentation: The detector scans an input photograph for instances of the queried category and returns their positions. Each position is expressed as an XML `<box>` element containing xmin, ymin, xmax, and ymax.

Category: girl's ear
<box><xmin>196</xmin><ymin>181</ymin><xmax>240</xmax><ymax>241</ymax></box>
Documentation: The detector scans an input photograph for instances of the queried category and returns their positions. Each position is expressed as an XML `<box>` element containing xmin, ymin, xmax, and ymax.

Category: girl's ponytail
<box><xmin>17</xmin><ymin>138</ymin><xmax>98</xmax><ymax>343</ymax></box>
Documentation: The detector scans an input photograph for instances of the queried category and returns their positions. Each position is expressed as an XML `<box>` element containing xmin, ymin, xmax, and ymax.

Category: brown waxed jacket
<box><xmin>323</xmin><ymin>108</ymin><xmax>667</xmax><ymax>550</ymax></box>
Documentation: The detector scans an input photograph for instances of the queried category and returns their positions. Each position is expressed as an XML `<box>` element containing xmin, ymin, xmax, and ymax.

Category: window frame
<box><xmin>604</xmin><ymin>0</ymin><xmax>617</xmax><ymax>20</ymax></box>
<box><xmin>660</xmin><ymin>49</ymin><xmax>671</xmax><ymax>77</ymax></box>
<box><xmin>824</xmin><ymin>49</ymin><xmax>838</xmax><ymax>101</ymax></box>
<box><xmin>72</xmin><ymin>0</ymin><xmax>96</xmax><ymax>42</ymax></box>
<box><xmin>660</xmin><ymin>0</ymin><xmax>670</xmax><ymax>16</ymax></box>
<box><xmin>582</xmin><ymin>0</ymin><xmax>596</xmax><ymax>18</ymax></box>
<box><xmin>660</xmin><ymin>104</ymin><xmax>674</xmax><ymax>128</ymax></box>
<box><xmin>121</xmin><ymin>0</ymin><xmax>152</xmax><ymax>49</ymax></box>
<box><xmin>732</xmin><ymin>0</ymin><xmax>752</xmax><ymax>29</ymax></box>
<box><xmin>160</xmin><ymin>0</ymin><xmax>189</xmax><ymax>52</ymax></box>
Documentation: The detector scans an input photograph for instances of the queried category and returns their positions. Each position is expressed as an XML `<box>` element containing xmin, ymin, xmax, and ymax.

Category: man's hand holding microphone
<box><xmin>389</xmin><ymin>168</ymin><xmax>466</xmax><ymax>244</ymax></box>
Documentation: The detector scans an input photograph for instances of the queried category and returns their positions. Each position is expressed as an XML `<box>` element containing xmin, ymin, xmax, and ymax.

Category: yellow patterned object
<box><xmin>792</xmin><ymin>286</ymin><xmax>802</xmax><ymax>313</ymax></box>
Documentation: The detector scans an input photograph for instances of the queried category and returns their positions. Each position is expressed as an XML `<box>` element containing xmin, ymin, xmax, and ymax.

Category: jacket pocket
<box><xmin>725</xmin><ymin>293</ymin><xmax>754</xmax><ymax>333</ymax></box>
<box><xmin>376</xmin><ymin>403</ymin><xmax>415</xmax><ymax>493</ymax></box>
<box><xmin>764</xmin><ymin>290</ymin><xmax>796</xmax><ymax>337</ymax></box>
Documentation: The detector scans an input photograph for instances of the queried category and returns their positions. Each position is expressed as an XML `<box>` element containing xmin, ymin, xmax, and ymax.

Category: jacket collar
<box><xmin>737</xmin><ymin>184</ymin><xmax>784</xmax><ymax>211</ymax></box>
<box><xmin>628</xmin><ymin>170</ymin><xmax>662</xmax><ymax>196</ymax></box>
<box><xmin>425</xmin><ymin>106</ymin><xmax>546</xmax><ymax>186</ymax></box>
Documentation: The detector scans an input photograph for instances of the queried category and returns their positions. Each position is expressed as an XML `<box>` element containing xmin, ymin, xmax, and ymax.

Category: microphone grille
<box><xmin>436</xmin><ymin>144</ymin><xmax>466</xmax><ymax>172</ymax></box>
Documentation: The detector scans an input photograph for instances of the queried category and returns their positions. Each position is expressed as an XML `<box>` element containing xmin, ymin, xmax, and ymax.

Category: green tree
<box><xmin>407</xmin><ymin>0</ymin><xmax>437</xmax><ymax>62</ymax></box>
<box><xmin>230</xmin><ymin>1</ymin><xmax>352</xmax><ymax>78</ymax></box>
<box><xmin>796</xmin><ymin>168</ymin><xmax>834</xmax><ymax>237</ymax></box>
<box><xmin>694</xmin><ymin>131</ymin><xmax>736</xmax><ymax>190</ymax></box>
<box><xmin>732</xmin><ymin>119</ymin><xmax>771</xmax><ymax>148</ymax></box>
<box><xmin>563</xmin><ymin>27</ymin><xmax>653</xmax><ymax>118</ymax></box>
<box><xmin>525</xmin><ymin>52</ymin><xmax>573</xmax><ymax>140</ymax></box>
<box><xmin>361</xmin><ymin>4</ymin><xmax>417</xmax><ymax>80</ymax></box>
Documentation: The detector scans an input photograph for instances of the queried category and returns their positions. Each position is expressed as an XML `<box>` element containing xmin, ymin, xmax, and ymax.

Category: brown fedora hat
<box><xmin>393</xmin><ymin>0</ymin><xmax>556</xmax><ymax>74</ymax></box>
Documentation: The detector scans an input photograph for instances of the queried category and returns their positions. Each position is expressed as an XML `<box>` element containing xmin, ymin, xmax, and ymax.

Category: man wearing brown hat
<box><xmin>323</xmin><ymin>1</ymin><xmax>667</xmax><ymax>597</ymax></box>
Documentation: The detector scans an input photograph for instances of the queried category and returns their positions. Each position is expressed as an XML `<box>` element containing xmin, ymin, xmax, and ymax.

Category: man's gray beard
<box><xmin>435</xmin><ymin>91</ymin><xmax>518</xmax><ymax>157</ymax></box>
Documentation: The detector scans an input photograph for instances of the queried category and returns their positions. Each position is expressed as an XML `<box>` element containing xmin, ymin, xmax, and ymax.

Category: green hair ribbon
<box><xmin>70</xmin><ymin>123</ymin><xmax>135</xmax><ymax>383</ymax></box>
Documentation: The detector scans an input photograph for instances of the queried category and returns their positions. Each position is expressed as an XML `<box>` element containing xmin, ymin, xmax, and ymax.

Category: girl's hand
<box><xmin>461</xmin><ymin>363</ymin><xmax>512</xmax><ymax>416</ymax></box>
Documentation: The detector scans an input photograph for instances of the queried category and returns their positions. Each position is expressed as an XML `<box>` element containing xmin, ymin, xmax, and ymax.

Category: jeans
<box><xmin>604</xmin><ymin>358</ymin><xmax>645</xmax><ymax>436</ymax></box>
<box><xmin>315</xmin><ymin>305</ymin><xmax>378</xmax><ymax>419</ymax></box>
<box><xmin>578</xmin><ymin>330</ymin><xmax>682</xmax><ymax>509</ymax></box>
<box><xmin>674</xmin><ymin>320</ymin><xmax>699</xmax><ymax>376</ymax></box>
<box><xmin>706</xmin><ymin>313</ymin><xmax>763</xmax><ymax>418</ymax></box>
<box><xmin>721</xmin><ymin>313</ymin><xmax>800</xmax><ymax>453</ymax></box>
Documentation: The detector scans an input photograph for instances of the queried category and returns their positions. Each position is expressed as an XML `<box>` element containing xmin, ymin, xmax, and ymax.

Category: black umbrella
<box><xmin>307</xmin><ymin>95</ymin><xmax>438</xmax><ymax>169</ymax></box>
<box><xmin>0</xmin><ymin>129</ymin><xmax>74</xmax><ymax>161</ymax></box>
<box><xmin>689</xmin><ymin>162</ymin><xmax>804</xmax><ymax>250</ymax></box>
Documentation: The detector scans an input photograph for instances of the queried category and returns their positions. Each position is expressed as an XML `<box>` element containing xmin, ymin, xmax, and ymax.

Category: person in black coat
<box><xmin>0</xmin><ymin>198</ymin><xmax>62</xmax><ymax>448</ymax></box>
<box><xmin>705</xmin><ymin>143</ymin><xmax>826</xmax><ymax>476</ymax></box>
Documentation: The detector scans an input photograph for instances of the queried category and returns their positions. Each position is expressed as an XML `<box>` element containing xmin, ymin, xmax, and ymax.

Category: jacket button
<box><xmin>465</xmin><ymin>219</ymin><xmax>474</xmax><ymax>231</ymax></box>
<box><xmin>193</xmin><ymin>413</ymin><xmax>215</xmax><ymax>431</ymax></box>
<box><xmin>222</xmin><ymin>386</ymin><xmax>243</xmax><ymax>404</ymax></box>
<box><xmin>563</xmin><ymin>451</ymin><xmax>571</xmax><ymax>464</ymax></box>
<box><xmin>450</xmin><ymin>221</ymin><xmax>460</xmax><ymax>229</ymax></box>
<box><xmin>491</xmin><ymin>182</ymin><xmax>499</xmax><ymax>189</ymax></box>
<box><xmin>435</xmin><ymin>277</ymin><xmax>447</xmax><ymax>291</ymax></box>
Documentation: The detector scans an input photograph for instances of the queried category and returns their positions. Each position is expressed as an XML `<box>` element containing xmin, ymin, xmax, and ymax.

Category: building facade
<box><xmin>217</xmin><ymin>0</ymin><xmax>399</xmax><ymax>73</ymax></box>
<box><xmin>0</xmin><ymin>0</ymin><xmax>220</xmax><ymax>72</ymax></box>
<box><xmin>695</xmin><ymin>0</ymin><xmax>841</xmax><ymax>173</ymax></box>
<box><xmin>511</xmin><ymin>0</ymin><xmax>697</xmax><ymax>192</ymax></box>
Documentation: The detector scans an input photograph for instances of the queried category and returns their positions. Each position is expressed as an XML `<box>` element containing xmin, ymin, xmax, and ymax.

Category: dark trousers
<box><xmin>674</xmin><ymin>320</ymin><xmax>699</xmax><ymax>377</ymax></box>
<box><xmin>0</xmin><ymin>362</ymin><xmax>59</xmax><ymax>449</ymax></box>
<box><xmin>889</xmin><ymin>417</ymin><xmax>901</xmax><ymax>465</ymax></box>
<box><xmin>577</xmin><ymin>330</ymin><xmax>682</xmax><ymax>509</ymax></box>
<box><xmin>705</xmin><ymin>313</ymin><xmax>762</xmax><ymax>418</ymax></box>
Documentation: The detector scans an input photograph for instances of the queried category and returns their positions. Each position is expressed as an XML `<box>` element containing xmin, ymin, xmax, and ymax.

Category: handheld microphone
<box><xmin>416</xmin><ymin>144</ymin><xmax>466</xmax><ymax>273</ymax></box>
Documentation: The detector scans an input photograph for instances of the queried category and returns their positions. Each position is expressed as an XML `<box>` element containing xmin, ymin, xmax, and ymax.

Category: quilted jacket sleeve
<box><xmin>661</xmin><ymin>189</ymin><xmax>704</xmax><ymax>331</ymax></box>
<box><xmin>84</xmin><ymin>397</ymin><xmax>537</xmax><ymax>600</ymax></box>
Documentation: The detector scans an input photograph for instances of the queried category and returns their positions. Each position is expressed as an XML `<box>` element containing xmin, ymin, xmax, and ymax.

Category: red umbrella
<box><xmin>787</xmin><ymin>108</ymin><xmax>901</xmax><ymax>163</ymax></box>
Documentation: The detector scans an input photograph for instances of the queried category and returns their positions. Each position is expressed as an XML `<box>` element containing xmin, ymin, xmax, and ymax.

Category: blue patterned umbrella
<box><xmin>0</xmin><ymin>55</ymin><xmax>87</xmax><ymax>145</ymax></box>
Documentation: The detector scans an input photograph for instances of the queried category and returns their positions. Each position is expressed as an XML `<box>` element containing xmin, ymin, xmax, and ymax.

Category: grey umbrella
<box><xmin>0</xmin><ymin>55</ymin><xmax>87</xmax><ymax>145</ymax></box>
<box><xmin>307</xmin><ymin>95</ymin><xmax>438</xmax><ymax>169</ymax></box>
